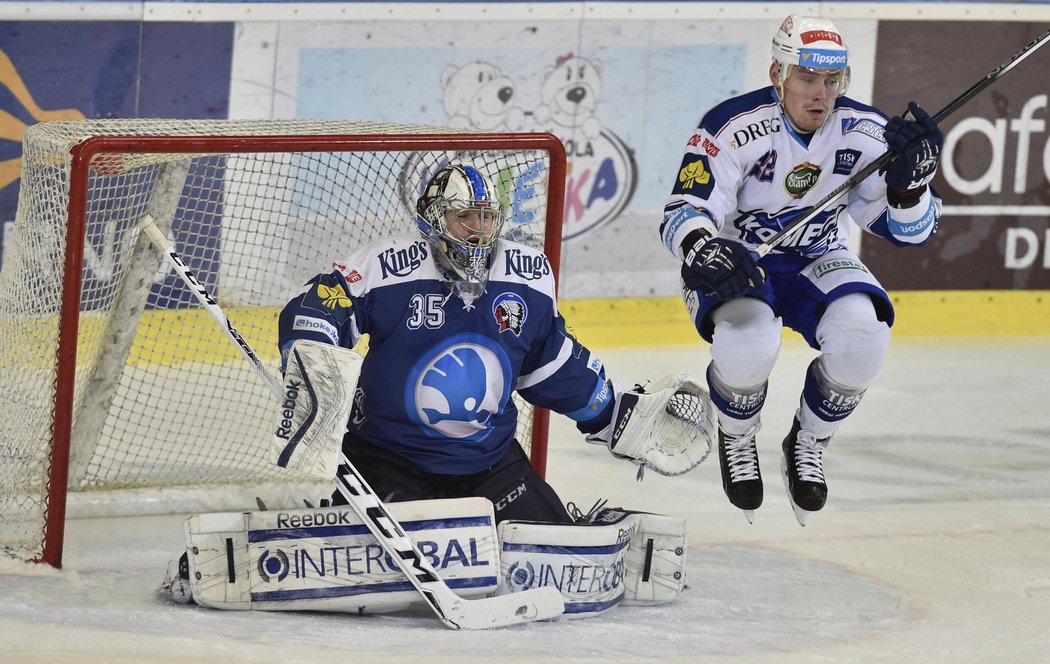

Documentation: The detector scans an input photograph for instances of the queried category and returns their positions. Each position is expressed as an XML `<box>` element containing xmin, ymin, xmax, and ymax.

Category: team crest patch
<box><xmin>672</xmin><ymin>153</ymin><xmax>716</xmax><ymax>199</ymax></box>
<box><xmin>785</xmin><ymin>162</ymin><xmax>822</xmax><ymax>199</ymax></box>
<box><xmin>493</xmin><ymin>292</ymin><xmax>527</xmax><ymax>336</ymax></box>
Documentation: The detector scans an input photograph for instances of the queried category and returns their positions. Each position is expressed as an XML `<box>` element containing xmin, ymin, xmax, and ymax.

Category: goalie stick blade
<box><xmin>441</xmin><ymin>586</ymin><xmax>565</xmax><ymax>630</ymax></box>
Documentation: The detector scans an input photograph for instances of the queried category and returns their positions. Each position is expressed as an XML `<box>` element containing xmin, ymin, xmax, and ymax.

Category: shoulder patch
<box><xmin>673</xmin><ymin>153</ymin><xmax>716</xmax><ymax>199</ymax></box>
<box><xmin>492</xmin><ymin>292</ymin><xmax>528</xmax><ymax>336</ymax></box>
<box><xmin>317</xmin><ymin>283</ymin><xmax>352</xmax><ymax>309</ymax></box>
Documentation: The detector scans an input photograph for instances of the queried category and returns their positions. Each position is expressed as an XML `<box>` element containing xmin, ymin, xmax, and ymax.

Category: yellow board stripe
<box><xmin>561</xmin><ymin>290</ymin><xmax>1050</xmax><ymax>348</ymax></box>
<box><xmin>122</xmin><ymin>306</ymin><xmax>280</xmax><ymax>366</ymax></box>
<box><xmin>96</xmin><ymin>290</ymin><xmax>1048</xmax><ymax>367</ymax></box>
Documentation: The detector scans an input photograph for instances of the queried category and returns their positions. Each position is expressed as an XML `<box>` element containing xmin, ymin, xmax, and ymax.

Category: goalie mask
<box><xmin>771</xmin><ymin>15</ymin><xmax>851</xmax><ymax>101</ymax></box>
<box><xmin>417</xmin><ymin>165</ymin><xmax>505</xmax><ymax>294</ymax></box>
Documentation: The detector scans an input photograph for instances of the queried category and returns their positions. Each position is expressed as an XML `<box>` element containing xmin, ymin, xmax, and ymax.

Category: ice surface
<box><xmin>2</xmin><ymin>337</ymin><xmax>1049</xmax><ymax>663</ymax></box>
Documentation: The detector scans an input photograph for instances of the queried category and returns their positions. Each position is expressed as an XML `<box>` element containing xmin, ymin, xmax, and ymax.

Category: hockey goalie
<box><xmin>156</xmin><ymin>163</ymin><xmax>714</xmax><ymax>623</ymax></box>
<box><xmin>159</xmin><ymin>340</ymin><xmax>709</xmax><ymax>621</ymax></box>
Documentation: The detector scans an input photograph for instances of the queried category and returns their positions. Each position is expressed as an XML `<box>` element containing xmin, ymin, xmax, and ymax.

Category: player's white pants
<box><xmin>710</xmin><ymin>292</ymin><xmax>889</xmax><ymax>435</ymax></box>
<box><xmin>800</xmin><ymin>292</ymin><xmax>890</xmax><ymax>437</ymax></box>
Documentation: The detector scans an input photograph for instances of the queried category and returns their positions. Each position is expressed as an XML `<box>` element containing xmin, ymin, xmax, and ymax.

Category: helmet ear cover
<box><xmin>416</xmin><ymin>165</ymin><xmax>505</xmax><ymax>285</ymax></box>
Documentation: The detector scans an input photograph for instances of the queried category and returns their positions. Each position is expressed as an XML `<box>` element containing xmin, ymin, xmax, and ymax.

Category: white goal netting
<box><xmin>0</xmin><ymin>119</ymin><xmax>563</xmax><ymax>565</ymax></box>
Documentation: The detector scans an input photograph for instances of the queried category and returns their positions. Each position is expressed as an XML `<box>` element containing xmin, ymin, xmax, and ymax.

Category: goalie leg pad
<box><xmin>588</xmin><ymin>507</ymin><xmax>687</xmax><ymax>605</ymax></box>
<box><xmin>496</xmin><ymin>520</ymin><xmax>631</xmax><ymax>619</ymax></box>
<box><xmin>182</xmin><ymin>497</ymin><xmax>499</xmax><ymax>614</ymax></box>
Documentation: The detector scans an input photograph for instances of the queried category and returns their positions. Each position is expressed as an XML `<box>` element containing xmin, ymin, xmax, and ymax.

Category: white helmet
<box><xmin>771</xmin><ymin>15</ymin><xmax>850</xmax><ymax>96</ymax></box>
<box><xmin>416</xmin><ymin>164</ymin><xmax>505</xmax><ymax>289</ymax></box>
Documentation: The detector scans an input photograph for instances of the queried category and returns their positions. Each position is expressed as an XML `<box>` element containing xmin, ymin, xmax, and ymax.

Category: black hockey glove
<box><xmin>883</xmin><ymin>101</ymin><xmax>942</xmax><ymax>204</ymax></box>
<box><xmin>681</xmin><ymin>231</ymin><xmax>764</xmax><ymax>301</ymax></box>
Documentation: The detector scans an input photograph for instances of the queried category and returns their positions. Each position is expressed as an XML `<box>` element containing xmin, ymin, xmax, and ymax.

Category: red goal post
<box><xmin>0</xmin><ymin>119</ymin><xmax>566</xmax><ymax>567</ymax></box>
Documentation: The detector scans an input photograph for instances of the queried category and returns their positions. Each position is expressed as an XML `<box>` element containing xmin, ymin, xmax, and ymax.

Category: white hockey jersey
<box><xmin>660</xmin><ymin>86</ymin><xmax>941</xmax><ymax>264</ymax></box>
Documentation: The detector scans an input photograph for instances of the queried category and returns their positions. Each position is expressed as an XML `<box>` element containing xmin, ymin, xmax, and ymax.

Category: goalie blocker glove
<box><xmin>587</xmin><ymin>374</ymin><xmax>713</xmax><ymax>478</ymax></box>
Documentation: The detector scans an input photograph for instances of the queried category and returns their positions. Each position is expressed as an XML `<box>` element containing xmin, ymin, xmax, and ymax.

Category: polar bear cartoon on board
<box><xmin>533</xmin><ymin>52</ymin><xmax>603</xmax><ymax>140</ymax></box>
<box><xmin>441</xmin><ymin>61</ymin><xmax>526</xmax><ymax>131</ymax></box>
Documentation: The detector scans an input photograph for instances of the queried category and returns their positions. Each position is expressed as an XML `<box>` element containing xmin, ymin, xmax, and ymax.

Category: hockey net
<box><xmin>0</xmin><ymin>119</ymin><xmax>565</xmax><ymax>566</ymax></box>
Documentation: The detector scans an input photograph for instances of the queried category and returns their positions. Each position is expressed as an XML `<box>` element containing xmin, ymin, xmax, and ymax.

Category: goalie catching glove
<box><xmin>587</xmin><ymin>373</ymin><xmax>713</xmax><ymax>477</ymax></box>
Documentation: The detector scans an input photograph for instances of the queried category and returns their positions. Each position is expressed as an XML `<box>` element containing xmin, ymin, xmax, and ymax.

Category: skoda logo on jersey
<box><xmin>785</xmin><ymin>162</ymin><xmax>822</xmax><ymax>199</ymax></box>
<box><xmin>406</xmin><ymin>333</ymin><xmax>512</xmax><ymax>442</ymax></box>
<box><xmin>492</xmin><ymin>292</ymin><xmax>527</xmax><ymax>336</ymax></box>
<box><xmin>257</xmin><ymin>549</ymin><xmax>290</xmax><ymax>583</ymax></box>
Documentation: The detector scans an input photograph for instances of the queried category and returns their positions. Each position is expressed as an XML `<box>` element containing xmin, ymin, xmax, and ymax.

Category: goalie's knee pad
<box><xmin>497</xmin><ymin>519</ymin><xmax>630</xmax><ymax>620</ymax></box>
<box><xmin>497</xmin><ymin>507</ymin><xmax>687</xmax><ymax>618</ymax></box>
<box><xmin>588</xmin><ymin>506</ymin><xmax>687</xmax><ymax>606</ymax></box>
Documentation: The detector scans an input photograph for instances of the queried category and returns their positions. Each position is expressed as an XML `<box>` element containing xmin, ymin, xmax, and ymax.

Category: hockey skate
<box><xmin>780</xmin><ymin>417</ymin><xmax>831</xmax><ymax>526</ymax></box>
<box><xmin>717</xmin><ymin>424</ymin><xmax>763</xmax><ymax>523</ymax></box>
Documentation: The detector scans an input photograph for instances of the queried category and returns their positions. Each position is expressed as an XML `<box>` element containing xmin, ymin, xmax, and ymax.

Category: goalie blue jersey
<box><xmin>278</xmin><ymin>235</ymin><xmax>614</xmax><ymax>475</ymax></box>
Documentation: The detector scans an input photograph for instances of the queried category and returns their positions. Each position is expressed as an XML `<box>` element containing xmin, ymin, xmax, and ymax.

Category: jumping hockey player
<box><xmin>162</xmin><ymin>163</ymin><xmax>712</xmax><ymax>619</ymax></box>
<box><xmin>660</xmin><ymin>15</ymin><xmax>943</xmax><ymax>524</ymax></box>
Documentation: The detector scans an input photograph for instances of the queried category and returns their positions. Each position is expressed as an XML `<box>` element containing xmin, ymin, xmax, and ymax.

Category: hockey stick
<box><xmin>755</xmin><ymin>26</ymin><xmax>1050</xmax><ymax>257</ymax></box>
<box><xmin>138</xmin><ymin>216</ymin><xmax>565</xmax><ymax>629</ymax></box>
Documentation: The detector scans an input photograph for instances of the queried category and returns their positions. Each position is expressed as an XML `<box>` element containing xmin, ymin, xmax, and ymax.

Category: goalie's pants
<box><xmin>332</xmin><ymin>433</ymin><xmax>573</xmax><ymax>524</ymax></box>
